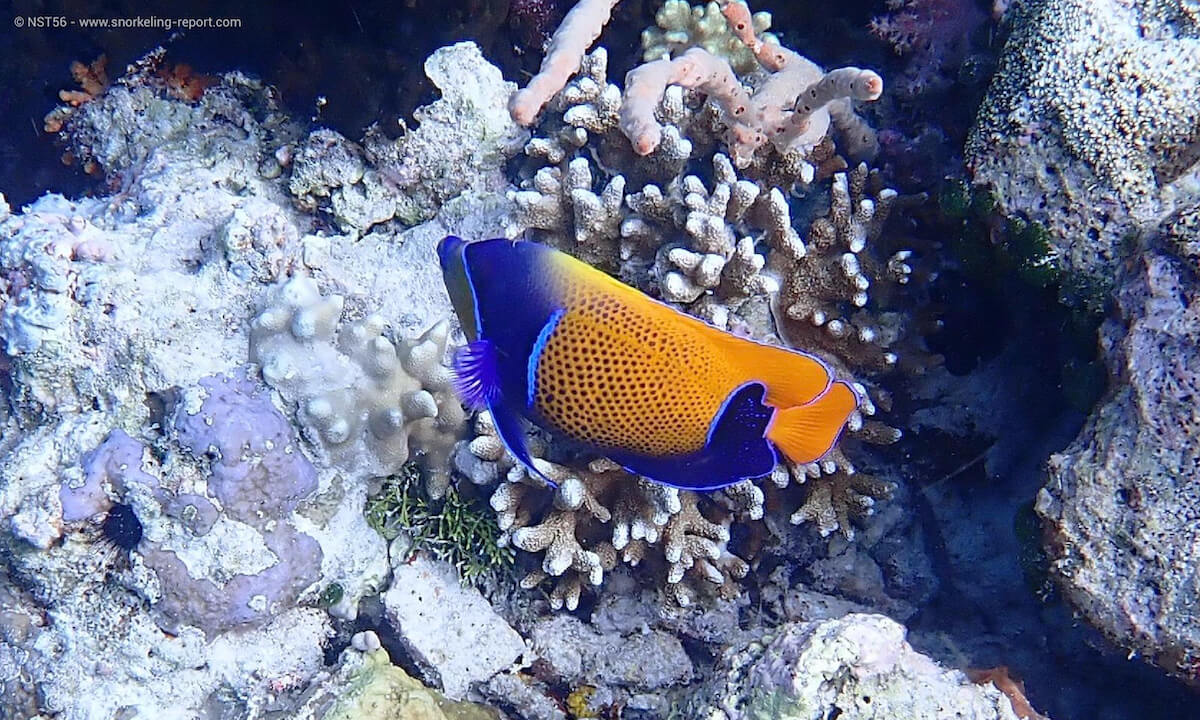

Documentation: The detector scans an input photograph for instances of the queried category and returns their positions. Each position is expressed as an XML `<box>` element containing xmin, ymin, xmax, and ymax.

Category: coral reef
<box><xmin>967</xmin><ymin>0</ymin><xmax>1200</xmax><ymax>305</ymax></box>
<box><xmin>145</xmin><ymin>371</ymin><xmax>324</xmax><ymax>637</ymax></box>
<box><xmin>1037</xmin><ymin>252</ymin><xmax>1200</xmax><ymax>686</ymax></box>
<box><xmin>530</xmin><ymin>613</ymin><xmax>694</xmax><ymax>691</ymax></box>
<box><xmin>289</xmin><ymin>42</ymin><xmax>527</xmax><ymax>233</ymax></box>
<box><xmin>43</xmin><ymin>55</ymin><xmax>110</xmax><ymax>136</ymax></box>
<box><xmin>479</xmin><ymin>0</ymin><xmax>925</xmax><ymax>608</ymax></box>
<box><xmin>458</xmin><ymin>411</ymin><xmax>762</xmax><ymax>608</ymax></box>
<box><xmin>0</xmin><ymin>44</ymin><xmax>514</xmax><ymax>719</ymax></box>
<box><xmin>7</xmin><ymin>5</ymin><xmax>1144</xmax><ymax>717</ymax></box>
<box><xmin>511</xmin><ymin>12</ymin><xmax>882</xmax><ymax>188</ymax></box>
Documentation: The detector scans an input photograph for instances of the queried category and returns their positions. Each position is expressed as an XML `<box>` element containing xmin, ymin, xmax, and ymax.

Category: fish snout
<box><xmin>436</xmin><ymin>235</ymin><xmax>466</xmax><ymax>270</ymax></box>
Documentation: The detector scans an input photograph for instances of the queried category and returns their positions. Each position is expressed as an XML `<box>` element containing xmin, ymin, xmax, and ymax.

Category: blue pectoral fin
<box><xmin>609</xmin><ymin>382</ymin><xmax>778</xmax><ymax>492</ymax></box>
<box><xmin>451</xmin><ymin>340</ymin><xmax>502</xmax><ymax>410</ymax></box>
<box><xmin>488</xmin><ymin>399</ymin><xmax>557</xmax><ymax>487</ymax></box>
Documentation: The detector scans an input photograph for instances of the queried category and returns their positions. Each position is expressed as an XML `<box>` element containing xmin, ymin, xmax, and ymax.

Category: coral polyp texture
<box><xmin>967</xmin><ymin>0</ymin><xmax>1200</xmax><ymax>305</ymax></box>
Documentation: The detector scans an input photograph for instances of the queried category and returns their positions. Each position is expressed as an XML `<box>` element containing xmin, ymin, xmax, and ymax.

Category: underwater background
<box><xmin>1</xmin><ymin>0</ymin><xmax>1199</xmax><ymax>718</ymax></box>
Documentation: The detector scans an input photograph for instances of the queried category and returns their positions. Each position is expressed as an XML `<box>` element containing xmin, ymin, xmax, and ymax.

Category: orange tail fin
<box><xmin>766</xmin><ymin>381</ymin><xmax>859</xmax><ymax>464</ymax></box>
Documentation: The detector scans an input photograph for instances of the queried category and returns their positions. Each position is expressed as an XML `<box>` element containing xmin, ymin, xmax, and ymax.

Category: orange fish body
<box><xmin>438</xmin><ymin>236</ymin><xmax>857</xmax><ymax>490</ymax></box>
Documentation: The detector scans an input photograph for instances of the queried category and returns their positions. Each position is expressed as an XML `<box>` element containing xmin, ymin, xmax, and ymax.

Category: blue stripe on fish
<box><xmin>527</xmin><ymin>308</ymin><xmax>566</xmax><ymax>409</ymax></box>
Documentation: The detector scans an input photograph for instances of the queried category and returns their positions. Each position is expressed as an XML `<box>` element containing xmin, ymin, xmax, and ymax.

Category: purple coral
<box><xmin>144</xmin><ymin>526</ymin><xmax>322</xmax><ymax>637</ymax></box>
<box><xmin>62</xmin><ymin>429</ymin><xmax>154</xmax><ymax>522</ymax></box>
<box><xmin>62</xmin><ymin>372</ymin><xmax>326</xmax><ymax>638</ymax></box>
<box><xmin>155</xmin><ymin>371</ymin><xmax>323</xmax><ymax>636</ymax></box>
<box><xmin>172</xmin><ymin>369</ymin><xmax>318</xmax><ymax>528</ymax></box>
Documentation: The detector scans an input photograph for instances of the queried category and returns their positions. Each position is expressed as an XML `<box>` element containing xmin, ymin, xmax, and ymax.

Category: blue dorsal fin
<box><xmin>451</xmin><ymin>340</ymin><xmax>501</xmax><ymax>410</ymax></box>
<box><xmin>488</xmin><ymin>399</ymin><xmax>557</xmax><ymax>487</ymax></box>
<box><xmin>606</xmin><ymin>382</ymin><xmax>777</xmax><ymax>491</ymax></box>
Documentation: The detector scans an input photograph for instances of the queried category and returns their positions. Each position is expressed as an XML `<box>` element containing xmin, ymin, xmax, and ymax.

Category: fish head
<box><xmin>436</xmin><ymin>235</ymin><xmax>480</xmax><ymax>341</ymax></box>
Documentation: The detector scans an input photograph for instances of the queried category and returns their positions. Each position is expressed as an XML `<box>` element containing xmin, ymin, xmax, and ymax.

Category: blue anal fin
<box><xmin>608</xmin><ymin>382</ymin><xmax>778</xmax><ymax>491</ymax></box>
<box><xmin>488</xmin><ymin>399</ymin><xmax>557</xmax><ymax>488</ymax></box>
<box><xmin>451</xmin><ymin>340</ymin><xmax>501</xmax><ymax>410</ymax></box>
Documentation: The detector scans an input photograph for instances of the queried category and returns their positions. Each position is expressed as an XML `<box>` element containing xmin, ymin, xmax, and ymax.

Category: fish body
<box><xmin>437</xmin><ymin>236</ymin><xmax>858</xmax><ymax>490</ymax></box>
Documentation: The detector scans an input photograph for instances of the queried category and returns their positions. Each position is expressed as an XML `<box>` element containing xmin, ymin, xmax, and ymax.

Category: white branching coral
<box><xmin>249</xmin><ymin>277</ymin><xmax>466</xmax><ymax>497</ymax></box>
<box><xmin>771</xmin><ymin>163</ymin><xmax>918</xmax><ymax>374</ymax></box>
<box><xmin>492</xmin><ymin>0</ymin><xmax>930</xmax><ymax>594</ymax></box>
<box><xmin>457</xmin><ymin>412</ymin><xmax>757</xmax><ymax>609</ymax></box>
<box><xmin>783</xmin><ymin>447</ymin><xmax>895</xmax><ymax>540</ymax></box>
<box><xmin>510</xmin><ymin>157</ymin><xmax>627</xmax><ymax>269</ymax></box>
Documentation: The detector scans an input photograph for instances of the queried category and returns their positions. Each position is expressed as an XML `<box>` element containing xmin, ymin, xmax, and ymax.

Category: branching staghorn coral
<box><xmin>456</xmin><ymin>412</ymin><xmax>758</xmax><ymax>608</ymax></box>
<box><xmin>250</xmin><ymin>276</ymin><xmax>466</xmax><ymax>497</ymax></box>
<box><xmin>772</xmin><ymin>163</ymin><xmax>917</xmax><ymax>373</ymax></box>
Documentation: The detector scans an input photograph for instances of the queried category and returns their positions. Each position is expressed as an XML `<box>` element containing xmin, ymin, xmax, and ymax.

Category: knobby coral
<box><xmin>250</xmin><ymin>276</ymin><xmax>466</xmax><ymax>498</ymax></box>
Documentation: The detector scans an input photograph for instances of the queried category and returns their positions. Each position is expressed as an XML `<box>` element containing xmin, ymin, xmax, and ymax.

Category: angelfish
<box><xmin>437</xmin><ymin>236</ymin><xmax>859</xmax><ymax>491</ymax></box>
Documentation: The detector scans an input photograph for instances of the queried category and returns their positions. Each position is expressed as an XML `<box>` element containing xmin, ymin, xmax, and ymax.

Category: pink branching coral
<box><xmin>510</xmin><ymin>0</ymin><xmax>883</xmax><ymax>167</ymax></box>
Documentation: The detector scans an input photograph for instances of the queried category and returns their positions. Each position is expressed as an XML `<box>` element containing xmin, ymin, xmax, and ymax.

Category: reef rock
<box><xmin>290</xmin><ymin>41</ymin><xmax>527</xmax><ymax>232</ymax></box>
<box><xmin>967</xmin><ymin>0</ymin><xmax>1200</xmax><ymax>305</ymax></box>
<box><xmin>297</xmin><ymin>642</ymin><xmax>499</xmax><ymax>720</ymax></box>
<box><xmin>0</xmin><ymin>45</ymin><xmax>508</xmax><ymax>720</ymax></box>
<box><xmin>383</xmin><ymin>555</ymin><xmax>526</xmax><ymax>700</ymax></box>
<box><xmin>1038</xmin><ymin>252</ymin><xmax>1200</xmax><ymax>686</ymax></box>
<box><xmin>700</xmin><ymin>613</ymin><xmax>1029</xmax><ymax>719</ymax></box>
